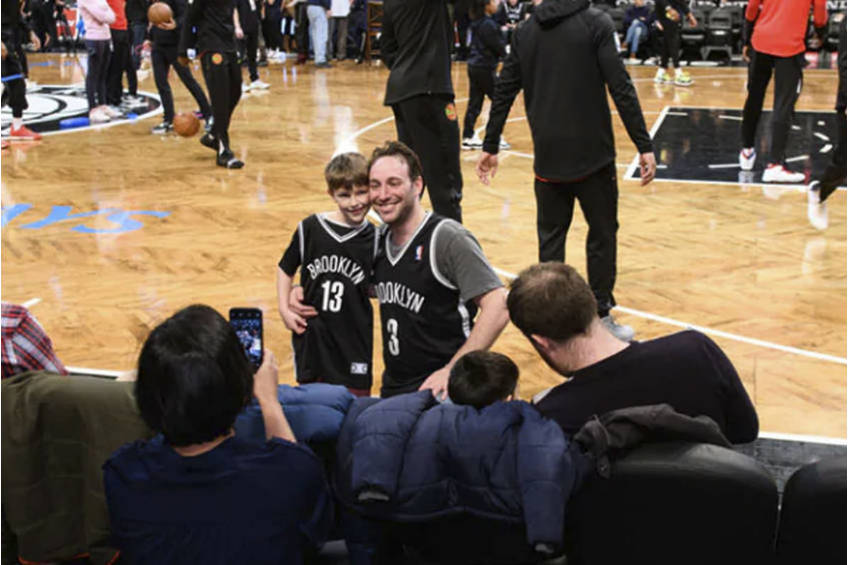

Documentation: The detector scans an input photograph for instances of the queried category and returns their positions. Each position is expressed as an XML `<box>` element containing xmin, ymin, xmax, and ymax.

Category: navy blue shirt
<box><xmin>103</xmin><ymin>434</ymin><xmax>333</xmax><ymax>564</ymax></box>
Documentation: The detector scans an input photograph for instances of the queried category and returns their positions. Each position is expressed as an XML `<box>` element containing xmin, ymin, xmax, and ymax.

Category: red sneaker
<box><xmin>9</xmin><ymin>125</ymin><xmax>42</xmax><ymax>141</ymax></box>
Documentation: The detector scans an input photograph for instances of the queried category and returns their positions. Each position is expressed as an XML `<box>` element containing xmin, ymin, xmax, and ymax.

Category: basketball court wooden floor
<box><xmin>1</xmin><ymin>54</ymin><xmax>845</xmax><ymax>440</ymax></box>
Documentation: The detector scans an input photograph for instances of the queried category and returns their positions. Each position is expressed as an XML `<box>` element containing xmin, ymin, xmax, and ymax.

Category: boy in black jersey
<box><xmin>277</xmin><ymin>153</ymin><xmax>377</xmax><ymax>396</ymax></box>
<box><xmin>179</xmin><ymin>0</ymin><xmax>244</xmax><ymax>168</ymax></box>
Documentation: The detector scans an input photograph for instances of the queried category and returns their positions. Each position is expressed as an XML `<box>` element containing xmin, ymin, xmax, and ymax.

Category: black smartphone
<box><xmin>229</xmin><ymin>307</ymin><xmax>263</xmax><ymax>370</ymax></box>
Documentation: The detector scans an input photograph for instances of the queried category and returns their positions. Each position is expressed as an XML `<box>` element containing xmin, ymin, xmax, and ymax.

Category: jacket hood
<box><xmin>533</xmin><ymin>0</ymin><xmax>589</xmax><ymax>27</ymax></box>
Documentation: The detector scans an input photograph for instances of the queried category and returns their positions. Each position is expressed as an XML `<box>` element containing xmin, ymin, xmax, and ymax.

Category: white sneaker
<box><xmin>762</xmin><ymin>163</ymin><xmax>805</xmax><ymax>184</ymax></box>
<box><xmin>242</xmin><ymin>82</ymin><xmax>252</xmax><ymax>94</ymax></box>
<box><xmin>600</xmin><ymin>315</ymin><xmax>635</xmax><ymax>342</ymax></box>
<box><xmin>462</xmin><ymin>136</ymin><xmax>483</xmax><ymax>150</ymax></box>
<box><xmin>807</xmin><ymin>181</ymin><xmax>828</xmax><ymax>230</ymax></box>
<box><xmin>499</xmin><ymin>137</ymin><xmax>511</xmax><ymax>150</ymax></box>
<box><xmin>250</xmin><ymin>79</ymin><xmax>270</xmax><ymax>90</ymax></box>
<box><xmin>89</xmin><ymin>108</ymin><xmax>111</xmax><ymax>123</ymax></box>
<box><xmin>102</xmin><ymin>105</ymin><xmax>123</xmax><ymax>118</ymax></box>
<box><xmin>739</xmin><ymin>147</ymin><xmax>756</xmax><ymax>171</ymax></box>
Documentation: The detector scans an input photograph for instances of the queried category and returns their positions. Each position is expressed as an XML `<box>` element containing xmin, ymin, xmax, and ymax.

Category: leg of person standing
<box><xmin>2</xmin><ymin>31</ymin><xmax>41</xmax><ymax>141</ymax></box>
<box><xmin>574</xmin><ymin>163</ymin><xmax>620</xmax><ymax>321</ymax></box>
<box><xmin>766</xmin><ymin>54</ymin><xmax>803</xmax><ymax>169</ymax></box>
<box><xmin>106</xmin><ymin>28</ymin><xmax>130</xmax><ymax>106</ymax></box>
<box><xmin>130</xmin><ymin>21</ymin><xmax>146</xmax><ymax>69</ymax></box>
<box><xmin>462</xmin><ymin>65</ymin><xmax>486</xmax><ymax>146</ymax></box>
<box><xmin>335</xmin><ymin>14</ymin><xmax>347</xmax><ymax>59</ymax></box>
<box><xmin>167</xmin><ymin>47</ymin><xmax>212</xmax><ymax>120</ymax></box>
<box><xmin>150</xmin><ymin>45</ymin><xmax>175</xmax><ymax>132</ymax></box>
<box><xmin>308</xmin><ymin>4</ymin><xmax>328</xmax><ymax>66</ymax></box>
<box><xmin>533</xmin><ymin>177</ymin><xmax>576</xmax><ymax>264</ymax></box>
<box><xmin>246</xmin><ymin>29</ymin><xmax>260</xmax><ymax>84</ymax></box>
<box><xmin>392</xmin><ymin>94</ymin><xmax>463</xmax><ymax>222</ymax></box>
<box><xmin>295</xmin><ymin>2</ymin><xmax>309</xmax><ymax>63</ymax></box>
<box><xmin>739</xmin><ymin>49</ymin><xmax>773</xmax><ymax>170</ymax></box>
<box><xmin>85</xmin><ymin>39</ymin><xmax>112</xmax><ymax>121</ymax></box>
<box><xmin>200</xmin><ymin>50</ymin><xmax>243</xmax><ymax>168</ymax></box>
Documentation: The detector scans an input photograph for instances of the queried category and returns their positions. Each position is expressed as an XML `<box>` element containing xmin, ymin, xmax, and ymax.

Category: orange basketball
<box><xmin>147</xmin><ymin>2</ymin><xmax>173</xmax><ymax>25</ymax></box>
<box><xmin>173</xmin><ymin>112</ymin><xmax>200</xmax><ymax>137</ymax></box>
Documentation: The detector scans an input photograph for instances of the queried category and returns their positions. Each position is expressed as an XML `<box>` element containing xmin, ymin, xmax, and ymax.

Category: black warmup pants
<box><xmin>201</xmin><ymin>50</ymin><xmax>242</xmax><ymax>151</ymax></box>
<box><xmin>741</xmin><ymin>49</ymin><xmax>804</xmax><ymax>165</ymax></box>
<box><xmin>239</xmin><ymin>29</ymin><xmax>259</xmax><ymax>82</ymax></box>
<box><xmin>1</xmin><ymin>33</ymin><xmax>27</xmax><ymax>118</ymax></box>
<box><xmin>295</xmin><ymin>3</ymin><xmax>309</xmax><ymax>56</ymax></box>
<box><xmin>462</xmin><ymin>65</ymin><xmax>495</xmax><ymax>140</ymax></box>
<box><xmin>659</xmin><ymin>17</ymin><xmax>680</xmax><ymax>69</ymax></box>
<box><xmin>107</xmin><ymin>28</ymin><xmax>137</xmax><ymax>105</ymax></box>
<box><xmin>534</xmin><ymin>162</ymin><xmax>619</xmax><ymax>316</ymax></box>
<box><xmin>819</xmin><ymin>109</ymin><xmax>846</xmax><ymax>202</ymax></box>
<box><xmin>152</xmin><ymin>44</ymin><xmax>211</xmax><ymax>122</ymax></box>
<box><xmin>85</xmin><ymin>39</ymin><xmax>111</xmax><ymax>109</ymax></box>
<box><xmin>392</xmin><ymin>94</ymin><xmax>463</xmax><ymax>223</ymax></box>
<box><xmin>454</xmin><ymin>12</ymin><xmax>470</xmax><ymax>59</ymax></box>
<box><xmin>263</xmin><ymin>9</ymin><xmax>283</xmax><ymax>50</ymax></box>
<box><xmin>130</xmin><ymin>21</ymin><xmax>146</xmax><ymax>69</ymax></box>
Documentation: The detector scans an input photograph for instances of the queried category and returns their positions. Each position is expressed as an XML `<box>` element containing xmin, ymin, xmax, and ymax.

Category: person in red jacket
<box><xmin>739</xmin><ymin>0</ymin><xmax>828</xmax><ymax>184</ymax></box>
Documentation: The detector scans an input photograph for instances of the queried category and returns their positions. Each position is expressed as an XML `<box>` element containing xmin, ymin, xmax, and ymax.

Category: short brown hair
<box><xmin>325</xmin><ymin>152</ymin><xmax>369</xmax><ymax>192</ymax></box>
<box><xmin>507</xmin><ymin>263</ymin><xmax>597</xmax><ymax>342</ymax></box>
<box><xmin>448</xmin><ymin>350</ymin><xmax>518</xmax><ymax>409</ymax></box>
<box><xmin>368</xmin><ymin>141</ymin><xmax>424</xmax><ymax>184</ymax></box>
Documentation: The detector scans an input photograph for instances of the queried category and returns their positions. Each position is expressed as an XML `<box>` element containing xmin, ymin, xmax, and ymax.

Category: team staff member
<box><xmin>739</xmin><ymin>0</ymin><xmax>827</xmax><ymax>184</ymax></box>
<box><xmin>146</xmin><ymin>0</ymin><xmax>212</xmax><ymax>134</ymax></box>
<box><xmin>380</xmin><ymin>0</ymin><xmax>464</xmax><ymax>223</ymax></box>
<box><xmin>179</xmin><ymin>0</ymin><xmax>244</xmax><ymax>168</ymax></box>
<box><xmin>2</xmin><ymin>0</ymin><xmax>42</xmax><ymax>144</ymax></box>
<box><xmin>477</xmin><ymin>0</ymin><xmax>656</xmax><ymax>342</ymax></box>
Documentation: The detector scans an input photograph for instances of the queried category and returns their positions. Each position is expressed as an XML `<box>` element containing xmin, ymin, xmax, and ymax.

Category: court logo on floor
<box><xmin>625</xmin><ymin>106</ymin><xmax>841</xmax><ymax>188</ymax></box>
<box><xmin>0</xmin><ymin>85</ymin><xmax>162</xmax><ymax>137</ymax></box>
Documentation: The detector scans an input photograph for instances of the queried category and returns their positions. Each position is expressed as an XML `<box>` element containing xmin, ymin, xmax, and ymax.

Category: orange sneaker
<box><xmin>9</xmin><ymin>124</ymin><xmax>42</xmax><ymax>141</ymax></box>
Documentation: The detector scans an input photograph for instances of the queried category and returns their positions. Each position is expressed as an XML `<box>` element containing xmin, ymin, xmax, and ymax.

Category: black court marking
<box><xmin>627</xmin><ymin>106</ymin><xmax>841</xmax><ymax>187</ymax></box>
<box><xmin>1</xmin><ymin>85</ymin><xmax>162</xmax><ymax>136</ymax></box>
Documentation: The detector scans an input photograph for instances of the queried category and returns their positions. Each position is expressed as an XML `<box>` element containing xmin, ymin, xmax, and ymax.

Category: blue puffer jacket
<box><xmin>334</xmin><ymin>391</ymin><xmax>586</xmax><ymax>551</ymax></box>
<box><xmin>235</xmin><ymin>383</ymin><xmax>354</xmax><ymax>444</ymax></box>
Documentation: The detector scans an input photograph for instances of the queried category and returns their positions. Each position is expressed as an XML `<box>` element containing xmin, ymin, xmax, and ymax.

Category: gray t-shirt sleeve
<box><xmin>434</xmin><ymin>220</ymin><xmax>504</xmax><ymax>303</ymax></box>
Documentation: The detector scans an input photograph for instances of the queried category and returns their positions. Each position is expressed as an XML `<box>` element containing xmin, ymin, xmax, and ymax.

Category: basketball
<box><xmin>147</xmin><ymin>2</ymin><xmax>173</xmax><ymax>25</ymax></box>
<box><xmin>173</xmin><ymin>112</ymin><xmax>200</xmax><ymax>137</ymax></box>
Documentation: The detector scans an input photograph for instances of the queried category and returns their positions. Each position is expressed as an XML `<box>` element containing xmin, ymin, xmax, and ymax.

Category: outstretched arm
<box><xmin>253</xmin><ymin>350</ymin><xmax>297</xmax><ymax>443</ymax></box>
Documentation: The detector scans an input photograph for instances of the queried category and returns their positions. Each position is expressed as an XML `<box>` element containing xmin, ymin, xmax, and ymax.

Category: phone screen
<box><xmin>229</xmin><ymin>308</ymin><xmax>263</xmax><ymax>370</ymax></box>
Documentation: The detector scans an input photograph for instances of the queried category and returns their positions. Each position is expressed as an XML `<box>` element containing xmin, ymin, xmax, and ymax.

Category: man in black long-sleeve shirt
<box><xmin>476</xmin><ymin>0</ymin><xmax>656</xmax><ymax>341</ymax></box>
<box><xmin>380</xmin><ymin>0</ymin><xmax>464</xmax><ymax>222</ymax></box>
<box><xmin>179</xmin><ymin>0</ymin><xmax>244</xmax><ymax>168</ymax></box>
<box><xmin>508</xmin><ymin>263</ymin><xmax>759</xmax><ymax>444</ymax></box>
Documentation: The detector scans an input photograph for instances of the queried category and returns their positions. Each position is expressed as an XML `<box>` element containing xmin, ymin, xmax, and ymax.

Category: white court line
<box><xmin>22</xmin><ymin>297</ymin><xmax>42</xmax><ymax>308</ymax></box>
<box><xmin>66</xmin><ymin>366</ymin><xmax>124</xmax><ymax>378</ymax></box>
<box><xmin>666</xmin><ymin>111</ymin><xmax>688</xmax><ymax>116</ymax></box>
<box><xmin>719</xmin><ymin>114</ymin><xmax>743</xmax><ymax>121</ymax></box>
<box><xmin>638</xmin><ymin>175</ymin><xmax>847</xmax><ymax>191</ymax></box>
<box><xmin>785</xmin><ymin>154</ymin><xmax>810</xmax><ymax>163</ymax></box>
<box><xmin>708</xmin><ymin>163</ymin><xmax>739</xmax><ymax>169</ymax></box>
<box><xmin>821</xmin><ymin>143</ymin><xmax>833</xmax><ymax>153</ymax></box>
<box><xmin>813</xmin><ymin>132</ymin><xmax>830</xmax><ymax>141</ymax></box>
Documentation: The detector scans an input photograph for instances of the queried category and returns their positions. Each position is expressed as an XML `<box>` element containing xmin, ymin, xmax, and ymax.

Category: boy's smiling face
<box><xmin>330</xmin><ymin>184</ymin><xmax>371</xmax><ymax>225</ymax></box>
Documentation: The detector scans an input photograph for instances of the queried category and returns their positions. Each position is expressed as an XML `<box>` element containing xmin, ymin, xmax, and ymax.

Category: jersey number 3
<box><xmin>320</xmin><ymin>280</ymin><xmax>344</xmax><ymax>312</ymax></box>
<box><xmin>386</xmin><ymin>318</ymin><xmax>400</xmax><ymax>356</ymax></box>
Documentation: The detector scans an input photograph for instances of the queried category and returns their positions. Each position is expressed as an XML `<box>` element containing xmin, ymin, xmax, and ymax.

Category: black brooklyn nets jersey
<box><xmin>279</xmin><ymin>214</ymin><xmax>378</xmax><ymax>390</ymax></box>
<box><xmin>373</xmin><ymin>213</ymin><xmax>478</xmax><ymax>397</ymax></box>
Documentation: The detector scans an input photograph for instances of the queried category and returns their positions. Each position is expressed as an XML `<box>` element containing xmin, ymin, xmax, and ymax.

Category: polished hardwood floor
<box><xmin>2</xmin><ymin>53</ymin><xmax>844</xmax><ymax>438</ymax></box>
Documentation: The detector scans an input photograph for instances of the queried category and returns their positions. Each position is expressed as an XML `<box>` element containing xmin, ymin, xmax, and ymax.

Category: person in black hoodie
<box><xmin>179</xmin><ymin>0</ymin><xmax>244</xmax><ymax>168</ymax></box>
<box><xmin>475</xmin><ymin>0</ymin><xmax>656</xmax><ymax>342</ymax></box>
<box><xmin>146</xmin><ymin>0</ymin><xmax>212</xmax><ymax>135</ymax></box>
<box><xmin>461</xmin><ymin>0</ymin><xmax>507</xmax><ymax>150</ymax></box>
<box><xmin>380</xmin><ymin>0</ymin><xmax>464</xmax><ymax>222</ymax></box>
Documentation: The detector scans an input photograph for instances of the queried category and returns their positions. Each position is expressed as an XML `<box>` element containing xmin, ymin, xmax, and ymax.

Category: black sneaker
<box><xmin>151</xmin><ymin>121</ymin><xmax>172</xmax><ymax>134</ymax></box>
<box><xmin>217</xmin><ymin>150</ymin><xmax>244</xmax><ymax>169</ymax></box>
<box><xmin>200</xmin><ymin>132</ymin><xmax>217</xmax><ymax>150</ymax></box>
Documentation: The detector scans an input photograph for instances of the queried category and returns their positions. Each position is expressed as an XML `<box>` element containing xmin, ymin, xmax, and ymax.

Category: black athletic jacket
<box><xmin>380</xmin><ymin>0</ymin><xmax>454</xmax><ymax>105</ymax></box>
<box><xmin>125</xmin><ymin>0</ymin><xmax>148</xmax><ymax>23</ymax></box>
<box><xmin>148</xmin><ymin>0</ymin><xmax>184</xmax><ymax>45</ymax></box>
<box><xmin>179</xmin><ymin>0</ymin><xmax>237</xmax><ymax>55</ymax></box>
<box><xmin>468</xmin><ymin>15</ymin><xmax>505</xmax><ymax>69</ymax></box>
<box><xmin>483</xmin><ymin>0</ymin><xmax>653</xmax><ymax>181</ymax></box>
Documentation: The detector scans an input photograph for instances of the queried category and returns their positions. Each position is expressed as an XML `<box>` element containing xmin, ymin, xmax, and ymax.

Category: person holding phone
<box><xmin>103</xmin><ymin>304</ymin><xmax>333</xmax><ymax>563</ymax></box>
<box><xmin>277</xmin><ymin>153</ymin><xmax>378</xmax><ymax>397</ymax></box>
